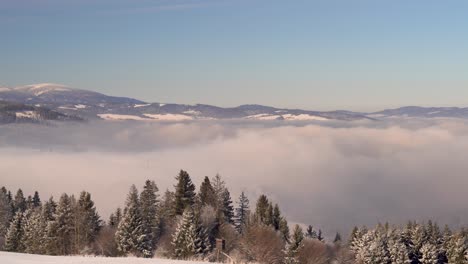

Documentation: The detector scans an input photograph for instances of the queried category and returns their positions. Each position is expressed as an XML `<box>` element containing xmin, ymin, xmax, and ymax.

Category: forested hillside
<box><xmin>1</xmin><ymin>170</ymin><xmax>467</xmax><ymax>264</ymax></box>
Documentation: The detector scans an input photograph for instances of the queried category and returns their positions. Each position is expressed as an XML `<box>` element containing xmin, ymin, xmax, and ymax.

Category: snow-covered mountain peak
<box><xmin>13</xmin><ymin>83</ymin><xmax>72</xmax><ymax>96</ymax></box>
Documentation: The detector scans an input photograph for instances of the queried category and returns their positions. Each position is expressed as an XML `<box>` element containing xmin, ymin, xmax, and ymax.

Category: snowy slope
<box><xmin>0</xmin><ymin>252</ymin><xmax>214</xmax><ymax>264</ymax></box>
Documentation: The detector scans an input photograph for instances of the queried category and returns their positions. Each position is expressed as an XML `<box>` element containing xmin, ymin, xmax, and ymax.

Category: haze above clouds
<box><xmin>1</xmin><ymin>119</ymin><xmax>468</xmax><ymax>236</ymax></box>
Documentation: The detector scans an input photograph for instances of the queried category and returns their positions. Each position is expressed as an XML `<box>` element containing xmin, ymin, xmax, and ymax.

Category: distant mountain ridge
<box><xmin>0</xmin><ymin>83</ymin><xmax>467</xmax><ymax>123</ymax></box>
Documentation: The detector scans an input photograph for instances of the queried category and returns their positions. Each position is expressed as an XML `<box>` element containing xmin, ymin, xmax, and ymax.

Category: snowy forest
<box><xmin>1</xmin><ymin>170</ymin><xmax>467</xmax><ymax>264</ymax></box>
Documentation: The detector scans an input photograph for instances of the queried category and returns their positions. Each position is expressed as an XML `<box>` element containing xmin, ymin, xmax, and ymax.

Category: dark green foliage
<box><xmin>198</xmin><ymin>176</ymin><xmax>216</xmax><ymax>207</ymax></box>
<box><xmin>13</xmin><ymin>189</ymin><xmax>26</xmax><ymax>213</ymax></box>
<box><xmin>221</xmin><ymin>189</ymin><xmax>234</xmax><ymax>224</ymax></box>
<box><xmin>173</xmin><ymin>170</ymin><xmax>196</xmax><ymax>215</ymax></box>
<box><xmin>254</xmin><ymin>194</ymin><xmax>269</xmax><ymax>225</ymax></box>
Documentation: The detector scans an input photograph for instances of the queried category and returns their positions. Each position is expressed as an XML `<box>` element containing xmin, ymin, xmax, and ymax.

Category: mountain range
<box><xmin>0</xmin><ymin>83</ymin><xmax>467</xmax><ymax>124</ymax></box>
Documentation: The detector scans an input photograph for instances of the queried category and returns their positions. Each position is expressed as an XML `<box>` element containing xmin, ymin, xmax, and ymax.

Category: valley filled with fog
<box><xmin>1</xmin><ymin>119</ymin><xmax>468</xmax><ymax>237</ymax></box>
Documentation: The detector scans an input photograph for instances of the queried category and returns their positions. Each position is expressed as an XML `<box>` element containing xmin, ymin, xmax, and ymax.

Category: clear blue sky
<box><xmin>1</xmin><ymin>0</ymin><xmax>468</xmax><ymax>111</ymax></box>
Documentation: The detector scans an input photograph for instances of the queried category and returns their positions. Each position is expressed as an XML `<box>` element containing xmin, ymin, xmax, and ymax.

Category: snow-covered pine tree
<box><xmin>234</xmin><ymin>191</ymin><xmax>249</xmax><ymax>234</ymax></box>
<box><xmin>76</xmin><ymin>191</ymin><xmax>102</xmax><ymax>253</ymax></box>
<box><xmin>172</xmin><ymin>207</ymin><xmax>197</xmax><ymax>259</ymax></box>
<box><xmin>410</xmin><ymin>223</ymin><xmax>428</xmax><ymax>263</ymax></box>
<box><xmin>22</xmin><ymin>208</ymin><xmax>47</xmax><ymax>254</ymax></box>
<box><xmin>45</xmin><ymin>193</ymin><xmax>75</xmax><ymax>255</ymax></box>
<box><xmin>3</xmin><ymin>211</ymin><xmax>25</xmax><ymax>252</ymax></box>
<box><xmin>284</xmin><ymin>224</ymin><xmax>304</xmax><ymax>264</ymax></box>
<box><xmin>388</xmin><ymin>231</ymin><xmax>411</xmax><ymax>264</ymax></box>
<box><xmin>42</xmin><ymin>197</ymin><xmax>57</xmax><ymax>222</ymax></box>
<box><xmin>115</xmin><ymin>185</ymin><xmax>145</xmax><ymax>256</ymax></box>
<box><xmin>446</xmin><ymin>232</ymin><xmax>467</xmax><ymax>264</ymax></box>
<box><xmin>139</xmin><ymin>180</ymin><xmax>160</xmax><ymax>258</ymax></box>
<box><xmin>221</xmin><ymin>189</ymin><xmax>234</xmax><ymax>224</ymax></box>
<box><xmin>0</xmin><ymin>187</ymin><xmax>13</xmax><ymax>237</ymax></box>
<box><xmin>174</xmin><ymin>170</ymin><xmax>196</xmax><ymax>216</ymax></box>
<box><xmin>372</xmin><ymin>227</ymin><xmax>391</xmax><ymax>264</ymax></box>
<box><xmin>419</xmin><ymin>243</ymin><xmax>439</xmax><ymax>264</ymax></box>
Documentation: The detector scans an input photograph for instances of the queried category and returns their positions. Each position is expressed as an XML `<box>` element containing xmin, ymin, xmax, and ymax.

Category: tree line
<box><xmin>0</xmin><ymin>170</ymin><xmax>467</xmax><ymax>264</ymax></box>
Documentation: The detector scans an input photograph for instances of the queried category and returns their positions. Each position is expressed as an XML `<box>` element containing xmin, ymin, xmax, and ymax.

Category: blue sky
<box><xmin>1</xmin><ymin>0</ymin><xmax>468</xmax><ymax>111</ymax></box>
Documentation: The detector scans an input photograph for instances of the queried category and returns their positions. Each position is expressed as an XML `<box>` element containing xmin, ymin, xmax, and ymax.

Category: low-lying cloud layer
<box><xmin>1</xmin><ymin>119</ymin><xmax>468</xmax><ymax>237</ymax></box>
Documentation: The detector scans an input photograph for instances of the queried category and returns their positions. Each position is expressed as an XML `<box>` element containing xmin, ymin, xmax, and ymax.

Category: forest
<box><xmin>0</xmin><ymin>170</ymin><xmax>467</xmax><ymax>264</ymax></box>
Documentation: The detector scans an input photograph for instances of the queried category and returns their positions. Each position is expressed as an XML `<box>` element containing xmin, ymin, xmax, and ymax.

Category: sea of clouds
<box><xmin>1</xmin><ymin>119</ymin><xmax>468</xmax><ymax>237</ymax></box>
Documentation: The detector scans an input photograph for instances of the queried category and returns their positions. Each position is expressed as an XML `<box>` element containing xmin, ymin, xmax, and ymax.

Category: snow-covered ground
<box><xmin>0</xmin><ymin>252</ymin><xmax>213</xmax><ymax>264</ymax></box>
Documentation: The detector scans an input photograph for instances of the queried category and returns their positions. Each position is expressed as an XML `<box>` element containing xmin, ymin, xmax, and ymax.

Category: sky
<box><xmin>1</xmin><ymin>0</ymin><xmax>468</xmax><ymax>111</ymax></box>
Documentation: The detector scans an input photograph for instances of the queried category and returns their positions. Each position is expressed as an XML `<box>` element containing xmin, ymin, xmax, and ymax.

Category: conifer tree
<box><xmin>174</xmin><ymin>170</ymin><xmax>196</xmax><ymax>215</ymax></box>
<box><xmin>234</xmin><ymin>192</ymin><xmax>249</xmax><ymax>234</ymax></box>
<box><xmin>3</xmin><ymin>211</ymin><xmax>25</xmax><ymax>252</ymax></box>
<box><xmin>46</xmin><ymin>193</ymin><xmax>75</xmax><ymax>255</ymax></box>
<box><xmin>140</xmin><ymin>180</ymin><xmax>160</xmax><ymax>257</ymax></box>
<box><xmin>388</xmin><ymin>233</ymin><xmax>411</xmax><ymax>264</ymax></box>
<box><xmin>76</xmin><ymin>191</ymin><xmax>102</xmax><ymax>251</ymax></box>
<box><xmin>115</xmin><ymin>185</ymin><xmax>145</xmax><ymax>256</ymax></box>
<box><xmin>22</xmin><ymin>209</ymin><xmax>47</xmax><ymax>254</ymax></box>
<box><xmin>334</xmin><ymin>232</ymin><xmax>342</xmax><ymax>244</ymax></box>
<box><xmin>198</xmin><ymin>177</ymin><xmax>216</xmax><ymax>207</ymax></box>
<box><xmin>172</xmin><ymin>207</ymin><xmax>198</xmax><ymax>259</ymax></box>
<box><xmin>420</xmin><ymin>243</ymin><xmax>439</xmax><ymax>264</ymax></box>
<box><xmin>13</xmin><ymin>189</ymin><xmax>26</xmax><ymax>213</ymax></box>
<box><xmin>0</xmin><ymin>187</ymin><xmax>13</xmax><ymax>237</ymax></box>
<box><xmin>32</xmin><ymin>191</ymin><xmax>41</xmax><ymax>208</ymax></box>
<box><xmin>221</xmin><ymin>189</ymin><xmax>234</xmax><ymax>224</ymax></box>
<box><xmin>42</xmin><ymin>197</ymin><xmax>57</xmax><ymax>222</ymax></box>
<box><xmin>284</xmin><ymin>225</ymin><xmax>304</xmax><ymax>264</ymax></box>
<box><xmin>317</xmin><ymin>229</ymin><xmax>324</xmax><ymax>242</ymax></box>
<box><xmin>265</xmin><ymin>202</ymin><xmax>273</xmax><ymax>226</ymax></box>
<box><xmin>254</xmin><ymin>194</ymin><xmax>269</xmax><ymax>225</ymax></box>
<box><xmin>446</xmin><ymin>232</ymin><xmax>467</xmax><ymax>264</ymax></box>
<box><xmin>272</xmin><ymin>204</ymin><xmax>281</xmax><ymax>230</ymax></box>
<box><xmin>279</xmin><ymin>218</ymin><xmax>290</xmax><ymax>242</ymax></box>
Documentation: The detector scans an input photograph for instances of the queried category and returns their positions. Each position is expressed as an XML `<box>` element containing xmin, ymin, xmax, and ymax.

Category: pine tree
<box><xmin>198</xmin><ymin>176</ymin><xmax>216</xmax><ymax>207</ymax></box>
<box><xmin>388</xmin><ymin>232</ymin><xmax>411</xmax><ymax>264</ymax></box>
<box><xmin>46</xmin><ymin>193</ymin><xmax>75</xmax><ymax>255</ymax></box>
<box><xmin>254</xmin><ymin>194</ymin><xmax>269</xmax><ymax>225</ymax></box>
<box><xmin>221</xmin><ymin>189</ymin><xmax>234</xmax><ymax>224</ymax></box>
<box><xmin>279</xmin><ymin>218</ymin><xmax>290</xmax><ymax>242</ymax></box>
<box><xmin>420</xmin><ymin>243</ymin><xmax>438</xmax><ymax>264</ymax></box>
<box><xmin>140</xmin><ymin>180</ymin><xmax>160</xmax><ymax>257</ymax></box>
<box><xmin>42</xmin><ymin>197</ymin><xmax>57</xmax><ymax>222</ymax></box>
<box><xmin>272</xmin><ymin>204</ymin><xmax>281</xmax><ymax>230</ymax></box>
<box><xmin>234</xmin><ymin>192</ymin><xmax>249</xmax><ymax>234</ymax></box>
<box><xmin>115</xmin><ymin>185</ymin><xmax>145</xmax><ymax>256</ymax></box>
<box><xmin>334</xmin><ymin>232</ymin><xmax>342</xmax><ymax>244</ymax></box>
<box><xmin>284</xmin><ymin>225</ymin><xmax>304</xmax><ymax>264</ymax></box>
<box><xmin>22</xmin><ymin>209</ymin><xmax>47</xmax><ymax>254</ymax></box>
<box><xmin>0</xmin><ymin>187</ymin><xmax>13</xmax><ymax>237</ymax></box>
<box><xmin>3</xmin><ymin>211</ymin><xmax>25</xmax><ymax>252</ymax></box>
<box><xmin>32</xmin><ymin>191</ymin><xmax>41</xmax><ymax>208</ymax></box>
<box><xmin>173</xmin><ymin>170</ymin><xmax>196</xmax><ymax>215</ymax></box>
<box><xmin>109</xmin><ymin>207</ymin><xmax>123</xmax><ymax>228</ymax></box>
<box><xmin>446</xmin><ymin>232</ymin><xmax>467</xmax><ymax>264</ymax></box>
<box><xmin>317</xmin><ymin>229</ymin><xmax>324</xmax><ymax>242</ymax></box>
<box><xmin>172</xmin><ymin>207</ymin><xmax>197</xmax><ymax>259</ymax></box>
<box><xmin>265</xmin><ymin>202</ymin><xmax>273</xmax><ymax>226</ymax></box>
<box><xmin>13</xmin><ymin>189</ymin><xmax>26</xmax><ymax>213</ymax></box>
<box><xmin>76</xmin><ymin>191</ymin><xmax>102</xmax><ymax>252</ymax></box>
